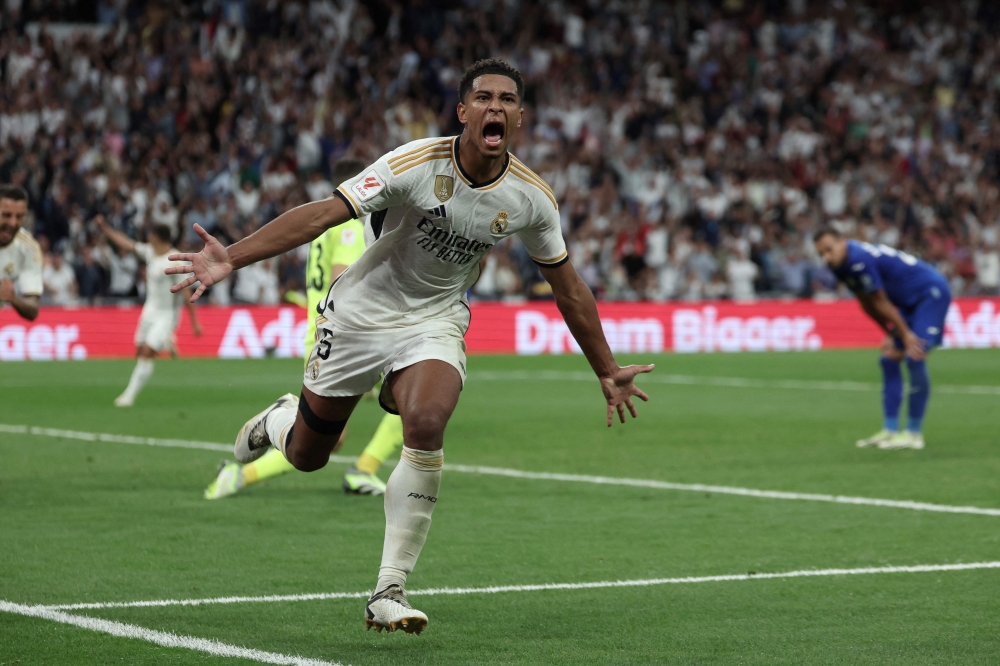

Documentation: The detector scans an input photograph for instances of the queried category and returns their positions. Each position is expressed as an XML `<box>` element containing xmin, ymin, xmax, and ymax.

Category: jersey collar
<box><xmin>452</xmin><ymin>135</ymin><xmax>510</xmax><ymax>190</ymax></box>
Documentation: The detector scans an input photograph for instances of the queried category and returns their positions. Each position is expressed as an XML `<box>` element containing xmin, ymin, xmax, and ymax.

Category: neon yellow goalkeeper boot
<box><xmin>343</xmin><ymin>465</ymin><xmax>387</xmax><ymax>495</ymax></box>
<box><xmin>204</xmin><ymin>461</ymin><xmax>244</xmax><ymax>499</ymax></box>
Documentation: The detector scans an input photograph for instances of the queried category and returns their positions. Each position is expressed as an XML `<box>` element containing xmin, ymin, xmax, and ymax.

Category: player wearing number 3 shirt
<box><xmin>815</xmin><ymin>227</ymin><xmax>951</xmax><ymax>451</ymax></box>
<box><xmin>168</xmin><ymin>58</ymin><xmax>654</xmax><ymax>635</ymax></box>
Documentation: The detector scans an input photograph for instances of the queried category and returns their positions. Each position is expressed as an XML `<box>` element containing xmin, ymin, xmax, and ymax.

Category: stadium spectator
<box><xmin>4</xmin><ymin>0</ymin><xmax>1000</xmax><ymax>305</ymax></box>
<box><xmin>74</xmin><ymin>245</ymin><xmax>105</xmax><ymax>303</ymax></box>
<box><xmin>95</xmin><ymin>240</ymin><xmax>139</xmax><ymax>301</ymax></box>
<box><xmin>42</xmin><ymin>251</ymin><xmax>77</xmax><ymax>306</ymax></box>
<box><xmin>726</xmin><ymin>248</ymin><xmax>759</xmax><ymax>303</ymax></box>
<box><xmin>974</xmin><ymin>241</ymin><xmax>1000</xmax><ymax>295</ymax></box>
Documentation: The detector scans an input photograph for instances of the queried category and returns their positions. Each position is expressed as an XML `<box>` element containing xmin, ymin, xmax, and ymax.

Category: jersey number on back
<box><xmin>859</xmin><ymin>242</ymin><xmax>918</xmax><ymax>266</ymax></box>
<box><xmin>310</xmin><ymin>244</ymin><xmax>325</xmax><ymax>291</ymax></box>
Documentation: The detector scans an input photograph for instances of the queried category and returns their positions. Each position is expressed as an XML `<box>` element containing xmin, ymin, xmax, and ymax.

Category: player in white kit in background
<box><xmin>96</xmin><ymin>216</ymin><xmax>201</xmax><ymax>406</ymax></box>
<box><xmin>0</xmin><ymin>185</ymin><xmax>42</xmax><ymax>321</ymax></box>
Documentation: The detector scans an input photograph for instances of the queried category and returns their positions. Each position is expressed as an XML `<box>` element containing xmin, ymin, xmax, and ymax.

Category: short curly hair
<box><xmin>458</xmin><ymin>58</ymin><xmax>524</xmax><ymax>103</ymax></box>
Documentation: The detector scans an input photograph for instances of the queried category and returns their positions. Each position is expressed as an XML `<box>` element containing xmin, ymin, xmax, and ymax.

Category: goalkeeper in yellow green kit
<box><xmin>204</xmin><ymin>160</ymin><xmax>404</xmax><ymax>499</ymax></box>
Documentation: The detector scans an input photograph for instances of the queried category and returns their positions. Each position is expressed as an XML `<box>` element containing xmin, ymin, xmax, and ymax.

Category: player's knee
<box><xmin>881</xmin><ymin>350</ymin><xmax>904</xmax><ymax>363</ymax></box>
<box><xmin>403</xmin><ymin>411</ymin><xmax>447</xmax><ymax>450</ymax></box>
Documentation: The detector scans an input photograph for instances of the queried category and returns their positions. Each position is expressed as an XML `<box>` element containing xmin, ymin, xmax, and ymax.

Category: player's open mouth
<box><xmin>482</xmin><ymin>121</ymin><xmax>505</xmax><ymax>148</ymax></box>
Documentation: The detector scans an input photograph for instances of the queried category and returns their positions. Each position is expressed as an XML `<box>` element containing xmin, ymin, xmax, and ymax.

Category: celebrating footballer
<box><xmin>167</xmin><ymin>58</ymin><xmax>655</xmax><ymax>634</ymax></box>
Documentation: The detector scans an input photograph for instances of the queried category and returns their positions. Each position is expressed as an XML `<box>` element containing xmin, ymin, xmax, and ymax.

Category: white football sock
<box><xmin>120</xmin><ymin>358</ymin><xmax>154</xmax><ymax>400</ymax></box>
<box><xmin>263</xmin><ymin>402</ymin><xmax>296</xmax><ymax>459</ymax></box>
<box><xmin>377</xmin><ymin>446</ymin><xmax>443</xmax><ymax>591</ymax></box>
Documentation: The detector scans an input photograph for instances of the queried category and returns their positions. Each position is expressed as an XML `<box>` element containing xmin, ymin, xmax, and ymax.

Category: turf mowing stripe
<box><xmin>468</xmin><ymin>371</ymin><xmax>1000</xmax><ymax>395</ymax></box>
<box><xmin>39</xmin><ymin>561</ymin><xmax>1000</xmax><ymax>611</ymax></box>
<box><xmin>5</xmin><ymin>423</ymin><xmax>1000</xmax><ymax>517</ymax></box>
<box><xmin>0</xmin><ymin>600</ymin><xmax>343</xmax><ymax>666</ymax></box>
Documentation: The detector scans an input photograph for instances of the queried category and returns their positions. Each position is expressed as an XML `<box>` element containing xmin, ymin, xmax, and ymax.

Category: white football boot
<box><xmin>856</xmin><ymin>429</ymin><xmax>895</xmax><ymax>448</ymax></box>
<box><xmin>234</xmin><ymin>393</ymin><xmax>298</xmax><ymax>464</ymax></box>
<box><xmin>365</xmin><ymin>584</ymin><xmax>428</xmax><ymax>635</ymax></box>
<box><xmin>113</xmin><ymin>393</ymin><xmax>134</xmax><ymax>407</ymax></box>
<box><xmin>878</xmin><ymin>431</ymin><xmax>925</xmax><ymax>450</ymax></box>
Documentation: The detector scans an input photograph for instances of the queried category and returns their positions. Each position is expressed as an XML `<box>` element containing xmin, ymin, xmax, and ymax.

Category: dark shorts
<box><xmin>894</xmin><ymin>282</ymin><xmax>952</xmax><ymax>350</ymax></box>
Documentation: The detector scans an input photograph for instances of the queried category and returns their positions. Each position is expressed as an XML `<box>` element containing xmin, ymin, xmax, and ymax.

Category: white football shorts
<box><xmin>134</xmin><ymin>311</ymin><xmax>179</xmax><ymax>351</ymax></box>
<box><xmin>303</xmin><ymin>302</ymin><xmax>470</xmax><ymax>414</ymax></box>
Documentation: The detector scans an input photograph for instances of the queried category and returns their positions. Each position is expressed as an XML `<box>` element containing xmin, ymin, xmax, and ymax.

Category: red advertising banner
<box><xmin>1</xmin><ymin>298</ymin><xmax>999</xmax><ymax>361</ymax></box>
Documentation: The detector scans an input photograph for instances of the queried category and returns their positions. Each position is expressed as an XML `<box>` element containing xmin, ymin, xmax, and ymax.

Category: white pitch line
<box><xmin>441</xmin><ymin>464</ymin><xmax>1000</xmax><ymax>517</ymax></box>
<box><xmin>40</xmin><ymin>561</ymin><xmax>1000</xmax><ymax>612</ymax></box>
<box><xmin>0</xmin><ymin>424</ymin><xmax>356</xmax><ymax>464</ymax></box>
<box><xmin>0</xmin><ymin>600</ymin><xmax>343</xmax><ymax>666</ymax></box>
<box><xmin>4</xmin><ymin>423</ymin><xmax>1000</xmax><ymax>517</ymax></box>
<box><xmin>468</xmin><ymin>370</ymin><xmax>1000</xmax><ymax>395</ymax></box>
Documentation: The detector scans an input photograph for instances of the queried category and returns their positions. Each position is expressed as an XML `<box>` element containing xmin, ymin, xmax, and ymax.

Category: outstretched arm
<box><xmin>857</xmin><ymin>289</ymin><xmax>925</xmax><ymax>360</ymax></box>
<box><xmin>539</xmin><ymin>261</ymin><xmax>655</xmax><ymax>426</ymax></box>
<box><xmin>94</xmin><ymin>215</ymin><xmax>136</xmax><ymax>254</ymax></box>
<box><xmin>167</xmin><ymin>195</ymin><xmax>353</xmax><ymax>302</ymax></box>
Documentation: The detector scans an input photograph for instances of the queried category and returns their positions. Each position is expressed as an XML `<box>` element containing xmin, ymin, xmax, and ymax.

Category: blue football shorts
<box><xmin>894</xmin><ymin>282</ymin><xmax>952</xmax><ymax>350</ymax></box>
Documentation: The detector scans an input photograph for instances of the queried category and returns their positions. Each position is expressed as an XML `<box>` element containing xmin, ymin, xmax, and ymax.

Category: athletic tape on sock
<box><xmin>401</xmin><ymin>446</ymin><xmax>443</xmax><ymax>471</ymax></box>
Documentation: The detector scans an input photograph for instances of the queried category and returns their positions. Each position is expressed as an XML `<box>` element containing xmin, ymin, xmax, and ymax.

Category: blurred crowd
<box><xmin>4</xmin><ymin>0</ymin><xmax>1000</xmax><ymax>307</ymax></box>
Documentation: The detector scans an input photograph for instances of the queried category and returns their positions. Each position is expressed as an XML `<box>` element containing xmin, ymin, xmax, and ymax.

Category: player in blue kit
<box><xmin>814</xmin><ymin>227</ymin><xmax>952</xmax><ymax>450</ymax></box>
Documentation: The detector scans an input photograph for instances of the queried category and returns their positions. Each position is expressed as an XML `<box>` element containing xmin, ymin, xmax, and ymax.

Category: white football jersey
<box><xmin>331</xmin><ymin>135</ymin><xmax>567</xmax><ymax>329</ymax></box>
<box><xmin>0</xmin><ymin>228</ymin><xmax>43</xmax><ymax>297</ymax></box>
<box><xmin>135</xmin><ymin>243</ymin><xmax>185</xmax><ymax>314</ymax></box>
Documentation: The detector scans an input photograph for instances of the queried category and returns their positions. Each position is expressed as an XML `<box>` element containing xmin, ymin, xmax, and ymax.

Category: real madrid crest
<box><xmin>490</xmin><ymin>211</ymin><xmax>509</xmax><ymax>235</ymax></box>
<box><xmin>434</xmin><ymin>175</ymin><xmax>454</xmax><ymax>202</ymax></box>
<box><xmin>308</xmin><ymin>360</ymin><xmax>320</xmax><ymax>381</ymax></box>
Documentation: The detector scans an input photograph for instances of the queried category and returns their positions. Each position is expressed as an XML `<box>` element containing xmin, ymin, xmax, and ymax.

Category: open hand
<box><xmin>902</xmin><ymin>331</ymin><xmax>927</xmax><ymax>361</ymax></box>
<box><xmin>166</xmin><ymin>224</ymin><xmax>232</xmax><ymax>302</ymax></box>
<box><xmin>599</xmin><ymin>364</ymin><xmax>655</xmax><ymax>427</ymax></box>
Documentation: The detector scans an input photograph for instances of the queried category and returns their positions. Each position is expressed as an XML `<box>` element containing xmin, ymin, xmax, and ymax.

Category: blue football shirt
<box><xmin>832</xmin><ymin>240</ymin><xmax>947</xmax><ymax>310</ymax></box>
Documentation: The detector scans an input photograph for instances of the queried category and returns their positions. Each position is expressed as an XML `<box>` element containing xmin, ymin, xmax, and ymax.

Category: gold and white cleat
<box><xmin>877</xmin><ymin>431</ymin><xmax>925</xmax><ymax>450</ymax></box>
<box><xmin>365</xmin><ymin>584</ymin><xmax>427</xmax><ymax>635</ymax></box>
<box><xmin>856</xmin><ymin>429</ymin><xmax>895</xmax><ymax>448</ymax></box>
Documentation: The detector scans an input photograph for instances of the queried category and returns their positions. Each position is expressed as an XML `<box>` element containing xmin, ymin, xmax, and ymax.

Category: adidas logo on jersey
<box><xmin>426</xmin><ymin>205</ymin><xmax>447</xmax><ymax>219</ymax></box>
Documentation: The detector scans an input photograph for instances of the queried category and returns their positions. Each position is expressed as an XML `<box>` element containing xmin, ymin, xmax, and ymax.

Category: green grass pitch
<box><xmin>2</xmin><ymin>349</ymin><xmax>999</xmax><ymax>665</ymax></box>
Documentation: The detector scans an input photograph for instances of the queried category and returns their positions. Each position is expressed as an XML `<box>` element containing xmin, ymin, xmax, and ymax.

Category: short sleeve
<box><xmin>334</xmin><ymin>149</ymin><xmax>424</xmax><ymax>219</ymax></box>
<box><xmin>516</xmin><ymin>200</ymin><xmax>568</xmax><ymax>268</ymax></box>
<box><xmin>17</xmin><ymin>243</ymin><xmax>42</xmax><ymax>296</ymax></box>
<box><xmin>133</xmin><ymin>242</ymin><xmax>154</xmax><ymax>263</ymax></box>
<box><xmin>329</xmin><ymin>220</ymin><xmax>365</xmax><ymax>266</ymax></box>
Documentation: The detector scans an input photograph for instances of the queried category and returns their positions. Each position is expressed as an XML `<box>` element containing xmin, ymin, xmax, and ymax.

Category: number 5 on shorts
<box><xmin>316</xmin><ymin>328</ymin><xmax>332</xmax><ymax>360</ymax></box>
